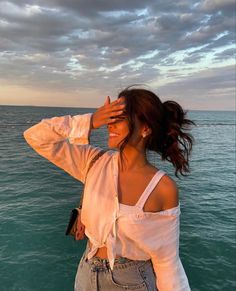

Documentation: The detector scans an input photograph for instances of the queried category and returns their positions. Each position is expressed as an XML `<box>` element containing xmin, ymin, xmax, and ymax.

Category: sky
<box><xmin>0</xmin><ymin>0</ymin><xmax>235</xmax><ymax>110</ymax></box>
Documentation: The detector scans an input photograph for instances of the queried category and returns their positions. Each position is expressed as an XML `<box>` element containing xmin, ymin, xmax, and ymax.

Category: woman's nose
<box><xmin>107</xmin><ymin>123</ymin><xmax>113</xmax><ymax>129</ymax></box>
<box><xmin>107</xmin><ymin>122</ymin><xmax>116</xmax><ymax>130</ymax></box>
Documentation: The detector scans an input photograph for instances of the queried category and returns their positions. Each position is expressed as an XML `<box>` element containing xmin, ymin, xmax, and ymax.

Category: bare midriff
<box><xmin>88</xmin><ymin>241</ymin><xmax>121</xmax><ymax>259</ymax></box>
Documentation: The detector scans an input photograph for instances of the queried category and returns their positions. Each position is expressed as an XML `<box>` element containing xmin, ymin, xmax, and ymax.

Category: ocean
<box><xmin>0</xmin><ymin>106</ymin><xmax>235</xmax><ymax>291</ymax></box>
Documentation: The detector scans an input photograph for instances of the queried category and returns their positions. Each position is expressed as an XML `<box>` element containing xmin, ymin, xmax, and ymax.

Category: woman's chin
<box><xmin>107</xmin><ymin>143</ymin><xmax>118</xmax><ymax>149</ymax></box>
<box><xmin>107</xmin><ymin>140</ymin><xmax>119</xmax><ymax>149</ymax></box>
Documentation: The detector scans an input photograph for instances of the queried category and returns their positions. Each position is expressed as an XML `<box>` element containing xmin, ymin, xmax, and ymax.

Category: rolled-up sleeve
<box><xmin>23</xmin><ymin>113</ymin><xmax>102</xmax><ymax>183</ymax></box>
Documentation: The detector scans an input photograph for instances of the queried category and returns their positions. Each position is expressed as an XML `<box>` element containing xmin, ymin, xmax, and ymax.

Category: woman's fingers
<box><xmin>75</xmin><ymin>224</ymin><xmax>85</xmax><ymax>240</ymax></box>
<box><xmin>109</xmin><ymin>102</ymin><xmax>126</xmax><ymax>116</ymax></box>
<box><xmin>105</xmin><ymin>100</ymin><xmax>126</xmax><ymax>123</ymax></box>
<box><xmin>112</xmin><ymin>98</ymin><xmax>125</xmax><ymax>107</ymax></box>
<box><xmin>110</xmin><ymin>110</ymin><xmax>125</xmax><ymax>118</ymax></box>
<box><xmin>100</xmin><ymin>99</ymin><xmax>125</xmax><ymax>115</ymax></box>
<box><xmin>104</xmin><ymin>108</ymin><xmax>126</xmax><ymax>123</ymax></box>
<box><xmin>104</xmin><ymin>96</ymin><xmax>111</xmax><ymax>106</ymax></box>
<box><xmin>107</xmin><ymin>98</ymin><xmax>126</xmax><ymax>111</ymax></box>
<box><xmin>104</xmin><ymin>96</ymin><xmax>121</xmax><ymax>108</ymax></box>
<box><xmin>102</xmin><ymin>102</ymin><xmax>126</xmax><ymax>117</ymax></box>
<box><xmin>92</xmin><ymin>97</ymin><xmax>126</xmax><ymax>129</ymax></box>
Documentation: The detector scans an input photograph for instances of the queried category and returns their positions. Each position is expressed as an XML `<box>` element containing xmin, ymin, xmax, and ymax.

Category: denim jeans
<box><xmin>74</xmin><ymin>244</ymin><xmax>157</xmax><ymax>291</ymax></box>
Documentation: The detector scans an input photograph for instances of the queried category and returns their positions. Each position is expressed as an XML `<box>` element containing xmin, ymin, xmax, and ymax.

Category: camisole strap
<box><xmin>135</xmin><ymin>170</ymin><xmax>166</xmax><ymax>210</ymax></box>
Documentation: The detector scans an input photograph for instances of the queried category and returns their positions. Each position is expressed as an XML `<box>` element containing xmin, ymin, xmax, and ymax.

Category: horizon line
<box><xmin>0</xmin><ymin>103</ymin><xmax>235</xmax><ymax>112</ymax></box>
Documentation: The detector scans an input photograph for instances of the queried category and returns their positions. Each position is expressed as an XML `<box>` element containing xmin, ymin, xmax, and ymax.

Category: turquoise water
<box><xmin>0</xmin><ymin>106</ymin><xmax>235</xmax><ymax>291</ymax></box>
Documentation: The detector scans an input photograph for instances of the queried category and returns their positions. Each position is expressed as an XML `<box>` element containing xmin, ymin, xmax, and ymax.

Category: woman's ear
<box><xmin>141</xmin><ymin>124</ymin><xmax>152</xmax><ymax>137</ymax></box>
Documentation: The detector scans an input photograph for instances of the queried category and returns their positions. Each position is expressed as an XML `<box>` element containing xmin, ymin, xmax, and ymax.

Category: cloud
<box><xmin>157</xmin><ymin>65</ymin><xmax>235</xmax><ymax>110</ymax></box>
<box><xmin>0</xmin><ymin>0</ymin><xmax>235</xmax><ymax>109</ymax></box>
<box><xmin>200</xmin><ymin>0</ymin><xmax>236</xmax><ymax>13</ymax></box>
<box><xmin>214</xmin><ymin>48</ymin><xmax>236</xmax><ymax>60</ymax></box>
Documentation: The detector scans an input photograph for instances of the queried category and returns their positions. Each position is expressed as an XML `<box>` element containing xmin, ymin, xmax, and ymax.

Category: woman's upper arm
<box><xmin>151</xmin><ymin>254</ymin><xmax>190</xmax><ymax>291</ymax></box>
<box><xmin>147</xmin><ymin>214</ymin><xmax>190</xmax><ymax>290</ymax></box>
<box><xmin>159</xmin><ymin>175</ymin><xmax>179</xmax><ymax>210</ymax></box>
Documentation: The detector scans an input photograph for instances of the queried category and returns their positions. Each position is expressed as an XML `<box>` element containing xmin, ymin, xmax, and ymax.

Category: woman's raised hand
<box><xmin>91</xmin><ymin>96</ymin><xmax>126</xmax><ymax>129</ymax></box>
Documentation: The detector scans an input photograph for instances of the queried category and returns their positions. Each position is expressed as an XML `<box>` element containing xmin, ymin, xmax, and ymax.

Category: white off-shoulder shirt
<box><xmin>23</xmin><ymin>113</ymin><xmax>191</xmax><ymax>291</ymax></box>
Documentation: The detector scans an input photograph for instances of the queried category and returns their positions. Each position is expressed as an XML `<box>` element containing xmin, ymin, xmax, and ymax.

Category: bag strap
<box><xmin>78</xmin><ymin>149</ymin><xmax>106</xmax><ymax>208</ymax></box>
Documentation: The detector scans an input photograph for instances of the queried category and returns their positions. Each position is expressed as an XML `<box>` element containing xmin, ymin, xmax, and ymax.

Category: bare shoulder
<box><xmin>143</xmin><ymin>165</ymin><xmax>179</xmax><ymax>212</ymax></box>
<box><xmin>158</xmin><ymin>174</ymin><xmax>179</xmax><ymax>210</ymax></box>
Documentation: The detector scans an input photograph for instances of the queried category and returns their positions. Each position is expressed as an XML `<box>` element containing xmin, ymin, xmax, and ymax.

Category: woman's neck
<box><xmin>118</xmin><ymin>146</ymin><xmax>149</xmax><ymax>172</ymax></box>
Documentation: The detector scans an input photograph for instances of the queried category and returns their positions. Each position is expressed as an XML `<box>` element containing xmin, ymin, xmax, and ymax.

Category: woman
<box><xmin>24</xmin><ymin>87</ymin><xmax>194</xmax><ymax>291</ymax></box>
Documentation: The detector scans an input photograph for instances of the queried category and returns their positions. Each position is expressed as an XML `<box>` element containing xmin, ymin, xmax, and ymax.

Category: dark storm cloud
<box><xmin>0</xmin><ymin>0</ymin><xmax>235</xmax><ymax>104</ymax></box>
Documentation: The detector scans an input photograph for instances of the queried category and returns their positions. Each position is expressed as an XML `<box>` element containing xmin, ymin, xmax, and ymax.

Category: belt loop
<box><xmin>102</xmin><ymin>259</ymin><xmax>106</xmax><ymax>269</ymax></box>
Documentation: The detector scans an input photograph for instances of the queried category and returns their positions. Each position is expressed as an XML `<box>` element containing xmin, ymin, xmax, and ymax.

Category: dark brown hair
<box><xmin>117</xmin><ymin>87</ymin><xmax>195</xmax><ymax>177</ymax></box>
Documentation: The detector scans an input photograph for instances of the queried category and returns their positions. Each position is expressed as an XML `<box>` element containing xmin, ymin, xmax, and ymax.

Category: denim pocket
<box><xmin>109</xmin><ymin>264</ymin><xmax>148</xmax><ymax>290</ymax></box>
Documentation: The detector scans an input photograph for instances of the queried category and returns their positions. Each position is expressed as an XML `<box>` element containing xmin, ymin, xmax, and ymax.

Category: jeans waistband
<box><xmin>84</xmin><ymin>242</ymin><xmax>149</xmax><ymax>271</ymax></box>
<box><xmin>85</xmin><ymin>256</ymin><xmax>150</xmax><ymax>272</ymax></box>
<box><xmin>89</xmin><ymin>256</ymin><xmax>132</xmax><ymax>266</ymax></box>
<box><xmin>85</xmin><ymin>243</ymin><xmax>132</xmax><ymax>266</ymax></box>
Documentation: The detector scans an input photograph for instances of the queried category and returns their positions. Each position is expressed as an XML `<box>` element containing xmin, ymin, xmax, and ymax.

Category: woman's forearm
<box><xmin>23</xmin><ymin>113</ymin><xmax>102</xmax><ymax>183</ymax></box>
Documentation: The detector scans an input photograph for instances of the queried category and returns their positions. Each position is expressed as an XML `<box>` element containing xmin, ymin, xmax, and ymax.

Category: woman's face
<box><xmin>107</xmin><ymin>113</ymin><xmax>129</xmax><ymax>149</ymax></box>
<box><xmin>107</xmin><ymin>112</ymin><xmax>145</xmax><ymax>149</ymax></box>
